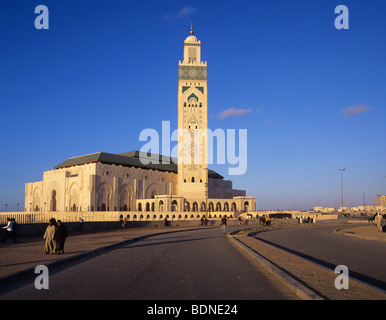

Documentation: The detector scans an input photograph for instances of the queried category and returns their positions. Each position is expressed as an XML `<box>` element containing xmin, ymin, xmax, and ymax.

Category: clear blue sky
<box><xmin>0</xmin><ymin>0</ymin><xmax>385</xmax><ymax>211</ymax></box>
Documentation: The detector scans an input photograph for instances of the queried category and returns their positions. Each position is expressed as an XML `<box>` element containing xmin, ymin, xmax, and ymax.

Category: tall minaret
<box><xmin>177</xmin><ymin>24</ymin><xmax>208</xmax><ymax>201</ymax></box>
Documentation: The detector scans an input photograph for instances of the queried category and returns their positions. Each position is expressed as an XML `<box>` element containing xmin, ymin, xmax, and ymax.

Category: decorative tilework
<box><xmin>179</xmin><ymin>66</ymin><xmax>207</xmax><ymax>80</ymax></box>
<box><xmin>196</xmin><ymin>86</ymin><xmax>204</xmax><ymax>94</ymax></box>
<box><xmin>187</xmin><ymin>93</ymin><xmax>199</xmax><ymax>102</ymax></box>
<box><xmin>182</xmin><ymin>86</ymin><xmax>191</xmax><ymax>93</ymax></box>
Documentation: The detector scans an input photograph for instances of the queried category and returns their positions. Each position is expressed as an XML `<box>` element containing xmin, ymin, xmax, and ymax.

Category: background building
<box><xmin>375</xmin><ymin>195</ymin><xmax>386</xmax><ymax>207</ymax></box>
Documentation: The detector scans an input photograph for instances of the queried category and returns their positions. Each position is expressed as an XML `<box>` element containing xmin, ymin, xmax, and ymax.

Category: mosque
<box><xmin>24</xmin><ymin>26</ymin><xmax>256</xmax><ymax>219</ymax></box>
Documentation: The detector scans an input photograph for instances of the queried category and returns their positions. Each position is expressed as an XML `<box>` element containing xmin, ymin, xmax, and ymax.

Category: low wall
<box><xmin>3</xmin><ymin>219</ymin><xmax>264</xmax><ymax>238</ymax></box>
<box><xmin>1</xmin><ymin>214</ymin><xmax>338</xmax><ymax>238</ymax></box>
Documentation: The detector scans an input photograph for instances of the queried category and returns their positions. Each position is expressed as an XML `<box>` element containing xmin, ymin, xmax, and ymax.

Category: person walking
<box><xmin>43</xmin><ymin>218</ymin><xmax>57</xmax><ymax>254</ymax></box>
<box><xmin>78</xmin><ymin>217</ymin><xmax>84</xmax><ymax>231</ymax></box>
<box><xmin>55</xmin><ymin>220</ymin><xmax>68</xmax><ymax>254</ymax></box>
<box><xmin>265</xmin><ymin>214</ymin><xmax>270</xmax><ymax>226</ymax></box>
<box><xmin>221</xmin><ymin>215</ymin><xmax>228</xmax><ymax>234</ymax></box>
<box><xmin>11</xmin><ymin>218</ymin><xmax>17</xmax><ymax>243</ymax></box>
<box><xmin>1</xmin><ymin>218</ymin><xmax>16</xmax><ymax>243</ymax></box>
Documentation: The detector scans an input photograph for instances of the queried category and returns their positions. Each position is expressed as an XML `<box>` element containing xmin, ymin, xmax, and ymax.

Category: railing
<box><xmin>0</xmin><ymin>212</ymin><xmax>125</xmax><ymax>225</ymax></box>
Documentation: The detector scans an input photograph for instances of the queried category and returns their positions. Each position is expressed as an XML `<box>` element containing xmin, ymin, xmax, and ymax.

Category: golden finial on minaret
<box><xmin>190</xmin><ymin>23</ymin><xmax>194</xmax><ymax>35</ymax></box>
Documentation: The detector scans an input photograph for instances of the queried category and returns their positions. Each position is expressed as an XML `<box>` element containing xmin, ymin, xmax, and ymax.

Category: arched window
<box><xmin>191</xmin><ymin>177</ymin><xmax>195</xmax><ymax>183</ymax></box>
<box><xmin>244</xmin><ymin>201</ymin><xmax>249</xmax><ymax>212</ymax></box>
<box><xmin>50</xmin><ymin>190</ymin><xmax>57</xmax><ymax>212</ymax></box>
<box><xmin>171</xmin><ymin>200</ymin><xmax>178</xmax><ymax>212</ymax></box>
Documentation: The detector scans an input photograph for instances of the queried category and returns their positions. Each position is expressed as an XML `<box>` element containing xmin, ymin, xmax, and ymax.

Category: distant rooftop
<box><xmin>55</xmin><ymin>150</ymin><xmax>224</xmax><ymax>179</ymax></box>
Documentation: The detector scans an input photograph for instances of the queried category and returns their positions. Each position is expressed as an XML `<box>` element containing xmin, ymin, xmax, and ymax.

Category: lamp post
<box><xmin>339</xmin><ymin>168</ymin><xmax>346</xmax><ymax>214</ymax></box>
<box><xmin>5</xmin><ymin>204</ymin><xmax>8</xmax><ymax>212</ymax></box>
<box><xmin>204</xmin><ymin>167</ymin><xmax>209</xmax><ymax>219</ymax></box>
<box><xmin>17</xmin><ymin>203</ymin><xmax>19</xmax><ymax>212</ymax></box>
<box><xmin>383</xmin><ymin>177</ymin><xmax>386</xmax><ymax>193</ymax></box>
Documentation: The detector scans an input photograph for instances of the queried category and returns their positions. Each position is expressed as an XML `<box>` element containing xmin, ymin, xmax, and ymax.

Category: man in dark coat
<box><xmin>55</xmin><ymin>220</ymin><xmax>68</xmax><ymax>254</ymax></box>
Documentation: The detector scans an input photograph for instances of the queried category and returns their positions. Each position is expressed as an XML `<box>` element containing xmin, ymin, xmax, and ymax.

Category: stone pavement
<box><xmin>0</xmin><ymin>221</ymin><xmax>384</xmax><ymax>285</ymax></box>
<box><xmin>0</xmin><ymin>225</ymin><xmax>213</xmax><ymax>280</ymax></box>
<box><xmin>334</xmin><ymin>223</ymin><xmax>386</xmax><ymax>242</ymax></box>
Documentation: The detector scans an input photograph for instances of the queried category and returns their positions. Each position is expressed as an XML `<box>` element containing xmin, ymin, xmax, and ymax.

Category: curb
<box><xmin>0</xmin><ymin>227</ymin><xmax>209</xmax><ymax>292</ymax></box>
<box><xmin>228</xmin><ymin>236</ymin><xmax>324</xmax><ymax>300</ymax></box>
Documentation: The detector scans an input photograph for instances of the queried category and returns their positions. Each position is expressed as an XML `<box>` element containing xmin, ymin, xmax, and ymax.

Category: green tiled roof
<box><xmin>54</xmin><ymin>151</ymin><xmax>224</xmax><ymax>179</ymax></box>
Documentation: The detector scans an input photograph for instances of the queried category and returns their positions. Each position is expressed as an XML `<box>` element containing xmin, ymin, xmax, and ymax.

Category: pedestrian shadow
<box><xmin>0</xmin><ymin>251</ymin><xmax>88</xmax><ymax>269</ymax></box>
<box><xmin>117</xmin><ymin>236</ymin><xmax>216</xmax><ymax>250</ymax></box>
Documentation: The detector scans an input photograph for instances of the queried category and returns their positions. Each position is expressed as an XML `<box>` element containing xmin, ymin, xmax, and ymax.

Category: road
<box><xmin>253</xmin><ymin>224</ymin><xmax>386</xmax><ymax>290</ymax></box>
<box><xmin>0</xmin><ymin>227</ymin><xmax>298</xmax><ymax>300</ymax></box>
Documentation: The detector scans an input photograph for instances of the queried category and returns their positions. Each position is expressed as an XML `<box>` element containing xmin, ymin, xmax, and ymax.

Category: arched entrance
<box><xmin>50</xmin><ymin>190</ymin><xmax>57</xmax><ymax>211</ymax></box>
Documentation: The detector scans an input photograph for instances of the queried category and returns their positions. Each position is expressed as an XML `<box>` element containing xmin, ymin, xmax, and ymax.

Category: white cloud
<box><xmin>163</xmin><ymin>6</ymin><xmax>197</xmax><ymax>20</ymax></box>
<box><xmin>217</xmin><ymin>107</ymin><xmax>258</xmax><ymax>120</ymax></box>
<box><xmin>176</xmin><ymin>6</ymin><xmax>197</xmax><ymax>18</ymax></box>
<box><xmin>343</xmin><ymin>105</ymin><xmax>372</xmax><ymax>118</ymax></box>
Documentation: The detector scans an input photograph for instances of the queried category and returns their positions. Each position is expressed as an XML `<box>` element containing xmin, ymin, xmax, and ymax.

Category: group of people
<box><xmin>1</xmin><ymin>217</ymin><xmax>17</xmax><ymax>243</ymax></box>
<box><xmin>200</xmin><ymin>217</ymin><xmax>209</xmax><ymax>226</ymax></box>
<box><xmin>259</xmin><ymin>215</ymin><xmax>271</xmax><ymax>226</ymax></box>
<box><xmin>119</xmin><ymin>215</ymin><xmax>127</xmax><ymax>228</ymax></box>
<box><xmin>43</xmin><ymin>218</ymin><xmax>68</xmax><ymax>255</ymax></box>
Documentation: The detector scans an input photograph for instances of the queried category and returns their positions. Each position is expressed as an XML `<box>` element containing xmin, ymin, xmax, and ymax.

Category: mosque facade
<box><xmin>24</xmin><ymin>26</ymin><xmax>256</xmax><ymax>218</ymax></box>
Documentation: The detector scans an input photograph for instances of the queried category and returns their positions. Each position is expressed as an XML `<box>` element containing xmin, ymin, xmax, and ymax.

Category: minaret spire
<box><xmin>190</xmin><ymin>23</ymin><xmax>194</xmax><ymax>35</ymax></box>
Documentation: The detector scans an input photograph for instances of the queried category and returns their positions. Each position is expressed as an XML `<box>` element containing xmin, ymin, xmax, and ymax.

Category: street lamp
<box><xmin>5</xmin><ymin>203</ymin><xmax>8</xmax><ymax>212</ymax></box>
<box><xmin>339</xmin><ymin>168</ymin><xmax>346</xmax><ymax>213</ymax></box>
<box><xmin>17</xmin><ymin>203</ymin><xmax>19</xmax><ymax>212</ymax></box>
<box><xmin>204</xmin><ymin>167</ymin><xmax>209</xmax><ymax>219</ymax></box>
